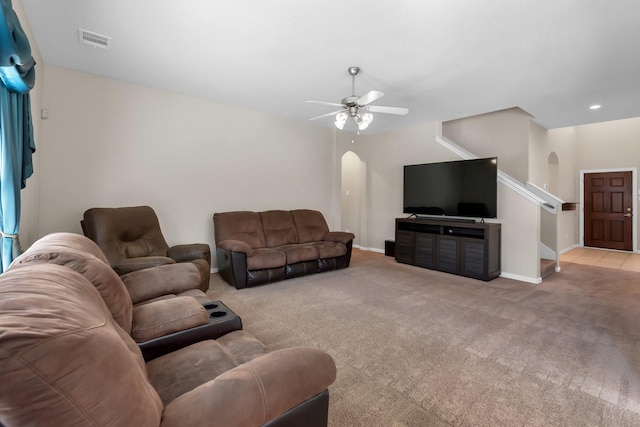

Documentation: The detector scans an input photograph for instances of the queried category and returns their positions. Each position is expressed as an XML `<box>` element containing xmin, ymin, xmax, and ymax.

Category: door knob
<box><xmin>624</xmin><ymin>213</ymin><xmax>632</xmax><ymax>217</ymax></box>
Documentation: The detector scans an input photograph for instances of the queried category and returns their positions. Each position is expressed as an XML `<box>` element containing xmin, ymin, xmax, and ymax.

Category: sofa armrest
<box><xmin>323</xmin><ymin>231</ymin><xmax>355</xmax><ymax>244</ymax></box>
<box><xmin>113</xmin><ymin>256</ymin><xmax>176</xmax><ymax>275</ymax></box>
<box><xmin>217</xmin><ymin>239</ymin><xmax>253</xmax><ymax>256</ymax></box>
<box><xmin>168</xmin><ymin>243</ymin><xmax>211</xmax><ymax>263</ymax></box>
<box><xmin>131</xmin><ymin>296</ymin><xmax>208</xmax><ymax>343</ymax></box>
<box><xmin>160</xmin><ymin>347</ymin><xmax>336</xmax><ymax>427</ymax></box>
<box><xmin>121</xmin><ymin>263</ymin><xmax>203</xmax><ymax>304</ymax></box>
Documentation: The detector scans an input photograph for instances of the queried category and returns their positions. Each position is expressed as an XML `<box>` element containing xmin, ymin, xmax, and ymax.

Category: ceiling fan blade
<box><xmin>309</xmin><ymin>110</ymin><xmax>345</xmax><ymax>120</ymax></box>
<box><xmin>356</xmin><ymin>90</ymin><xmax>384</xmax><ymax>106</ymax></box>
<box><xmin>305</xmin><ymin>100</ymin><xmax>345</xmax><ymax>108</ymax></box>
<box><xmin>368</xmin><ymin>105</ymin><xmax>409</xmax><ymax>115</ymax></box>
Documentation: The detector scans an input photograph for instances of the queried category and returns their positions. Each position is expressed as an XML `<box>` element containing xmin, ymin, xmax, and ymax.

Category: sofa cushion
<box><xmin>84</xmin><ymin>206</ymin><xmax>170</xmax><ymax>263</ymax></box>
<box><xmin>309</xmin><ymin>241</ymin><xmax>348</xmax><ymax>259</ymax></box>
<box><xmin>214</xmin><ymin>211</ymin><xmax>266</xmax><ymax>249</ymax></box>
<box><xmin>291</xmin><ymin>209</ymin><xmax>330</xmax><ymax>243</ymax></box>
<box><xmin>160</xmin><ymin>347</ymin><xmax>336</xmax><ymax>427</ymax></box>
<box><xmin>113</xmin><ymin>255</ymin><xmax>176</xmax><ymax>275</ymax></box>
<box><xmin>176</xmin><ymin>288</ymin><xmax>212</xmax><ymax>305</ymax></box>
<box><xmin>9</xmin><ymin>245</ymin><xmax>134</xmax><ymax>334</ymax></box>
<box><xmin>121</xmin><ymin>262</ymin><xmax>204</xmax><ymax>305</ymax></box>
<box><xmin>276</xmin><ymin>244</ymin><xmax>320</xmax><ymax>264</ymax></box>
<box><xmin>131</xmin><ymin>297</ymin><xmax>209</xmax><ymax>343</ymax></box>
<box><xmin>247</xmin><ymin>248</ymin><xmax>287</xmax><ymax>270</ymax></box>
<box><xmin>0</xmin><ymin>264</ymin><xmax>163</xmax><ymax>426</ymax></box>
<box><xmin>146</xmin><ymin>331</ymin><xmax>268</xmax><ymax>405</ymax></box>
<box><xmin>260</xmin><ymin>210</ymin><xmax>299</xmax><ymax>247</ymax></box>
<box><xmin>25</xmin><ymin>231</ymin><xmax>111</xmax><ymax>265</ymax></box>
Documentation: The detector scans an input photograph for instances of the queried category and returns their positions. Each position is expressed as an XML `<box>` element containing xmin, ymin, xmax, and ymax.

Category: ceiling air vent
<box><xmin>78</xmin><ymin>28</ymin><xmax>111</xmax><ymax>49</ymax></box>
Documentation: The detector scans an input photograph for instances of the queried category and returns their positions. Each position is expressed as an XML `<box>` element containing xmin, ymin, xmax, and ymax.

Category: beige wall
<box><xmin>37</xmin><ymin>65</ymin><xmax>336</xmax><ymax>265</ymax></box>
<box><xmin>575</xmin><ymin>118</ymin><xmax>640</xmax><ymax>170</ymax></box>
<box><xmin>336</xmin><ymin>122</ymin><xmax>451</xmax><ymax>251</ymax></box>
<box><xmin>442</xmin><ymin>108</ymin><xmax>532</xmax><ymax>183</ymax></box>
<box><xmin>527</xmin><ymin>121</ymin><xmax>548</xmax><ymax>190</ymax></box>
<box><xmin>532</xmin><ymin>126</ymin><xmax>580</xmax><ymax>251</ymax></box>
<box><xmin>574</xmin><ymin>117</ymin><xmax>640</xmax><ymax>250</ymax></box>
<box><xmin>333</xmin><ymin>121</ymin><xmax>542</xmax><ymax>281</ymax></box>
<box><xmin>14</xmin><ymin>0</ymin><xmax>43</xmax><ymax>248</ymax></box>
<box><xmin>497</xmin><ymin>184</ymin><xmax>540</xmax><ymax>279</ymax></box>
<box><xmin>531</xmin><ymin>126</ymin><xmax>579</xmax><ymax>202</ymax></box>
<box><xmin>444</xmin><ymin>111</ymin><xmax>640</xmax><ymax>254</ymax></box>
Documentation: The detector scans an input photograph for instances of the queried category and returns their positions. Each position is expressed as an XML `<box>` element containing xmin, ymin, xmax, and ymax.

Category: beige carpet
<box><xmin>207</xmin><ymin>249</ymin><xmax>640</xmax><ymax>426</ymax></box>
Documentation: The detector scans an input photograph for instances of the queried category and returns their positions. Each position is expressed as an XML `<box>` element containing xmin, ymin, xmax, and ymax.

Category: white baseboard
<box><xmin>499</xmin><ymin>272</ymin><xmax>542</xmax><ymax>284</ymax></box>
<box><xmin>353</xmin><ymin>244</ymin><xmax>385</xmax><ymax>254</ymax></box>
<box><xmin>559</xmin><ymin>244</ymin><xmax>581</xmax><ymax>255</ymax></box>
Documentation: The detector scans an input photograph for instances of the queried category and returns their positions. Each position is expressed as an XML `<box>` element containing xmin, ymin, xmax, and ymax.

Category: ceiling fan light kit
<box><xmin>307</xmin><ymin>66</ymin><xmax>408</xmax><ymax>131</ymax></box>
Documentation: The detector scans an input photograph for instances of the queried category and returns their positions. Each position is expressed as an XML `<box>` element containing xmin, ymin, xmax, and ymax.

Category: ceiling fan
<box><xmin>306</xmin><ymin>66</ymin><xmax>409</xmax><ymax>131</ymax></box>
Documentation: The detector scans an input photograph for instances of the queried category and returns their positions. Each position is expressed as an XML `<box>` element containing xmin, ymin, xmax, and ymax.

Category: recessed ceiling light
<box><xmin>589</xmin><ymin>104</ymin><xmax>601</xmax><ymax>110</ymax></box>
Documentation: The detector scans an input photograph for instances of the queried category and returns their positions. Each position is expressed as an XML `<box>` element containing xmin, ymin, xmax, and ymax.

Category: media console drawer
<box><xmin>394</xmin><ymin>218</ymin><xmax>500</xmax><ymax>281</ymax></box>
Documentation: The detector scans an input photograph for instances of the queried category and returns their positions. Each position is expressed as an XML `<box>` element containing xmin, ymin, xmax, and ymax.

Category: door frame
<box><xmin>579</xmin><ymin>167</ymin><xmax>637</xmax><ymax>252</ymax></box>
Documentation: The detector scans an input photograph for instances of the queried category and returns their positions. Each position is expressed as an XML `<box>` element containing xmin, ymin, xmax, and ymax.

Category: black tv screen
<box><xmin>403</xmin><ymin>157</ymin><xmax>498</xmax><ymax>219</ymax></box>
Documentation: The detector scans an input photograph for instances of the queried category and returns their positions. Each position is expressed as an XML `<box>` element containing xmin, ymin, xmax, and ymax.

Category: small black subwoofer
<box><xmin>384</xmin><ymin>240</ymin><xmax>395</xmax><ymax>257</ymax></box>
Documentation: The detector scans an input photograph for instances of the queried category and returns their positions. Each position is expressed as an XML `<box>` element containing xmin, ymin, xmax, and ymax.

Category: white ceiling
<box><xmin>20</xmin><ymin>0</ymin><xmax>640</xmax><ymax>134</ymax></box>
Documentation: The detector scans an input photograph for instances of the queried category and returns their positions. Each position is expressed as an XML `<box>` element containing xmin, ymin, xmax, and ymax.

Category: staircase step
<box><xmin>540</xmin><ymin>258</ymin><xmax>556</xmax><ymax>279</ymax></box>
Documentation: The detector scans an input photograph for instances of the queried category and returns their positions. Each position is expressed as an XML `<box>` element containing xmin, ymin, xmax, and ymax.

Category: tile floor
<box><xmin>560</xmin><ymin>246</ymin><xmax>640</xmax><ymax>272</ymax></box>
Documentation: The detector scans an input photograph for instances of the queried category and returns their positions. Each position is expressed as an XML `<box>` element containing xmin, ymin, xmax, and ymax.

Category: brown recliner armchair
<box><xmin>82</xmin><ymin>206</ymin><xmax>211</xmax><ymax>291</ymax></box>
<box><xmin>0</xmin><ymin>262</ymin><xmax>337</xmax><ymax>426</ymax></box>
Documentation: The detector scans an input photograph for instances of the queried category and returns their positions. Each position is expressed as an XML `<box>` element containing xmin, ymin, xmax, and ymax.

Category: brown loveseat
<box><xmin>214</xmin><ymin>209</ymin><xmax>355</xmax><ymax>289</ymax></box>
<box><xmin>0</xmin><ymin>239</ymin><xmax>337</xmax><ymax>426</ymax></box>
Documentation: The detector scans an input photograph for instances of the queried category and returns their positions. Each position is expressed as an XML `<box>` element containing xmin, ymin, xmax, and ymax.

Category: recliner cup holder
<box><xmin>210</xmin><ymin>310</ymin><xmax>227</xmax><ymax>318</ymax></box>
<box><xmin>203</xmin><ymin>302</ymin><xmax>219</xmax><ymax>310</ymax></box>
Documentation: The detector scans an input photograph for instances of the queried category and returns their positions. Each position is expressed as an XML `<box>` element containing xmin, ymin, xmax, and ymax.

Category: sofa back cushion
<box><xmin>27</xmin><ymin>231</ymin><xmax>111</xmax><ymax>265</ymax></box>
<box><xmin>260</xmin><ymin>210</ymin><xmax>299</xmax><ymax>248</ymax></box>
<box><xmin>291</xmin><ymin>210</ymin><xmax>330</xmax><ymax>243</ymax></box>
<box><xmin>83</xmin><ymin>206</ymin><xmax>170</xmax><ymax>265</ymax></box>
<box><xmin>10</xmin><ymin>243</ymin><xmax>134</xmax><ymax>334</ymax></box>
<box><xmin>0</xmin><ymin>264</ymin><xmax>163</xmax><ymax>426</ymax></box>
<box><xmin>214</xmin><ymin>211</ymin><xmax>266</xmax><ymax>249</ymax></box>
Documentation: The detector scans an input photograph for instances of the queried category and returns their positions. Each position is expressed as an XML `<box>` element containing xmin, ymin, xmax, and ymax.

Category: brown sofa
<box><xmin>214</xmin><ymin>209</ymin><xmax>355</xmax><ymax>288</ymax></box>
<box><xmin>0</xmin><ymin>243</ymin><xmax>337</xmax><ymax>426</ymax></box>
<box><xmin>9</xmin><ymin>232</ymin><xmax>238</xmax><ymax>361</ymax></box>
<box><xmin>82</xmin><ymin>206</ymin><xmax>211</xmax><ymax>291</ymax></box>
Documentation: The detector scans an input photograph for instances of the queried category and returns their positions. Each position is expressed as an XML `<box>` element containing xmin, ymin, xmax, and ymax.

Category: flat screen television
<box><xmin>403</xmin><ymin>157</ymin><xmax>498</xmax><ymax>219</ymax></box>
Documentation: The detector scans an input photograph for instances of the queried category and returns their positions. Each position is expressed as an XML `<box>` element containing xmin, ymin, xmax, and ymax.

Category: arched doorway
<box><xmin>341</xmin><ymin>151</ymin><xmax>364</xmax><ymax>246</ymax></box>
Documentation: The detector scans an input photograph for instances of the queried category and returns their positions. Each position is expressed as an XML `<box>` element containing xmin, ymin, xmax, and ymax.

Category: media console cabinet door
<box><xmin>414</xmin><ymin>233</ymin><xmax>436</xmax><ymax>268</ymax></box>
<box><xmin>461</xmin><ymin>238</ymin><xmax>488</xmax><ymax>279</ymax></box>
<box><xmin>436</xmin><ymin>235</ymin><xmax>460</xmax><ymax>273</ymax></box>
<box><xmin>395</xmin><ymin>230</ymin><xmax>415</xmax><ymax>264</ymax></box>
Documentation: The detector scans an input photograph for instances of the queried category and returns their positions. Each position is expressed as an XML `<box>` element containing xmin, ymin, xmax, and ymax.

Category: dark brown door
<box><xmin>584</xmin><ymin>171</ymin><xmax>633</xmax><ymax>251</ymax></box>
